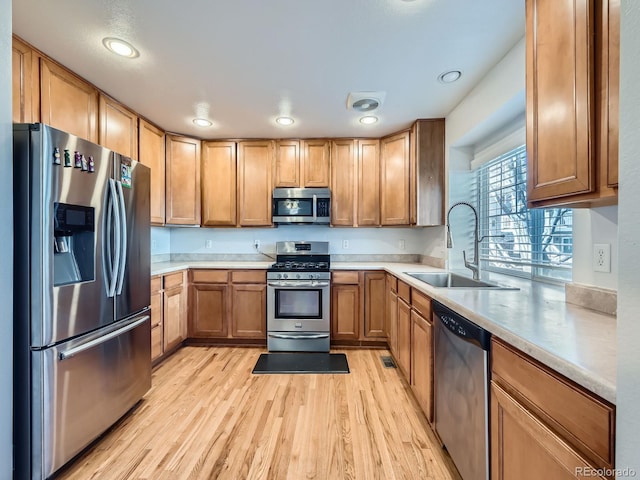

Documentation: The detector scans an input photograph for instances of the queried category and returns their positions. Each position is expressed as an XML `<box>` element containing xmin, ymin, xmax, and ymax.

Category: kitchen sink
<box><xmin>404</xmin><ymin>272</ymin><xmax>519</xmax><ymax>290</ymax></box>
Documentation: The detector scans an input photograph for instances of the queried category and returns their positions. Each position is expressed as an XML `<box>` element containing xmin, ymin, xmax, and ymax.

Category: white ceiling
<box><xmin>12</xmin><ymin>0</ymin><xmax>525</xmax><ymax>139</ymax></box>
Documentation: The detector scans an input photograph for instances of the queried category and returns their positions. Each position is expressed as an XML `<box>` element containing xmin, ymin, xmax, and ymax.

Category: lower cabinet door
<box><xmin>397</xmin><ymin>298</ymin><xmax>411</xmax><ymax>380</ymax></box>
<box><xmin>231</xmin><ymin>284</ymin><xmax>266</xmax><ymax>338</ymax></box>
<box><xmin>163</xmin><ymin>285</ymin><xmax>185</xmax><ymax>350</ymax></box>
<box><xmin>331</xmin><ymin>284</ymin><xmax>360</xmax><ymax>340</ymax></box>
<box><xmin>490</xmin><ymin>381</ymin><xmax>606</xmax><ymax>480</ymax></box>
<box><xmin>151</xmin><ymin>323</ymin><xmax>163</xmax><ymax>361</ymax></box>
<box><xmin>410</xmin><ymin>310</ymin><xmax>433</xmax><ymax>423</ymax></box>
<box><xmin>189</xmin><ymin>284</ymin><xmax>228</xmax><ymax>337</ymax></box>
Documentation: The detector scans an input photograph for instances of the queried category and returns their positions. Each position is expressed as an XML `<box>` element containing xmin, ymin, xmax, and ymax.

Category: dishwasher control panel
<box><xmin>432</xmin><ymin>302</ymin><xmax>491</xmax><ymax>350</ymax></box>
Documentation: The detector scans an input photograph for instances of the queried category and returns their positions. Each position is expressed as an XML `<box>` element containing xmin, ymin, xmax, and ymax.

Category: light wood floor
<box><xmin>57</xmin><ymin>347</ymin><xmax>460</xmax><ymax>480</ymax></box>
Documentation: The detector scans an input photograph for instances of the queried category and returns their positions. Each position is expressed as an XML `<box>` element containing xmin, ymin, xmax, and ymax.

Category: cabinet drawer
<box><xmin>230</xmin><ymin>270</ymin><xmax>266</xmax><ymax>284</ymax></box>
<box><xmin>151</xmin><ymin>276</ymin><xmax>162</xmax><ymax>293</ymax></box>
<box><xmin>164</xmin><ymin>271</ymin><xmax>184</xmax><ymax>289</ymax></box>
<box><xmin>491</xmin><ymin>339</ymin><xmax>615</xmax><ymax>470</ymax></box>
<box><xmin>190</xmin><ymin>269</ymin><xmax>229</xmax><ymax>284</ymax></box>
<box><xmin>332</xmin><ymin>271</ymin><xmax>360</xmax><ymax>284</ymax></box>
<box><xmin>411</xmin><ymin>289</ymin><xmax>431</xmax><ymax>320</ymax></box>
<box><xmin>386</xmin><ymin>274</ymin><xmax>397</xmax><ymax>292</ymax></box>
<box><xmin>397</xmin><ymin>281</ymin><xmax>411</xmax><ymax>303</ymax></box>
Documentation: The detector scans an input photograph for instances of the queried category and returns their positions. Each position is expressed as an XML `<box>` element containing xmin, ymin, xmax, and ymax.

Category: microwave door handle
<box><xmin>312</xmin><ymin>194</ymin><xmax>317</xmax><ymax>222</ymax></box>
<box><xmin>115</xmin><ymin>180</ymin><xmax>127</xmax><ymax>295</ymax></box>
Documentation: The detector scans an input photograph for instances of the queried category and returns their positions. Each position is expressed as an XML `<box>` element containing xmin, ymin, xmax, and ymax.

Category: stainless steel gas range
<box><xmin>267</xmin><ymin>241</ymin><xmax>331</xmax><ymax>352</ymax></box>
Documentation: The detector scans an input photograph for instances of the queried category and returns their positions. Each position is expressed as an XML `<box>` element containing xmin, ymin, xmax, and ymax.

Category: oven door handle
<box><xmin>268</xmin><ymin>281</ymin><xmax>330</xmax><ymax>288</ymax></box>
<box><xmin>268</xmin><ymin>333</ymin><xmax>330</xmax><ymax>340</ymax></box>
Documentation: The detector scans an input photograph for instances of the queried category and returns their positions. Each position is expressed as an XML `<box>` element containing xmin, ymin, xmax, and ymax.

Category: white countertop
<box><xmin>151</xmin><ymin>260</ymin><xmax>616</xmax><ymax>404</ymax></box>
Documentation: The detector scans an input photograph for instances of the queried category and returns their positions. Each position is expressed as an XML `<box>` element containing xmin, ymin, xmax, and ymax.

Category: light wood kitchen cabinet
<box><xmin>150</xmin><ymin>276</ymin><xmax>164</xmax><ymax>362</ymax></box>
<box><xmin>274</xmin><ymin>140</ymin><xmax>300</xmax><ymax>187</ymax></box>
<box><xmin>230</xmin><ymin>270</ymin><xmax>267</xmax><ymax>338</ymax></box>
<box><xmin>410</xmin><ymin>119</ymin><xmax>445</xmax><ymax>226</ymax></box>
<box><xmin>410</xmin><ymin>301</ymin><xmax>433</xmax><ymax>423</ymax></box>
<box><xmin>357</xmin><ymin>139</ymin><xmax>380</xmax><ymax>226</ymax></box>
<box><xmin>202</xmin><ymin>141</ymin><xmax>237</xmax><ymax>226</ymax></box>
<box><xmin>163</xmin><ymin>271</ymin><xmax>187</xmax><ymax>352</ymax></box>
<box><xmin>386</xmin><ymin>274</ymin><xmax>398</xmax><ymax>358</ymax></box>
<box><xmin>237</xmin><ymin>141</ymin><xmax>274</xmax><ymax>226</ymax></box>
<box><xmin>189</xmin><ymin>269</ymin><xmax>229</xmax><ymax>338</ymax></box>
<box><xmin>331</xmin><ymin>271</ymin><xmax>361</xmax><ymax>341</ymax></box>
<box><xmin>188</xmin><ymin>269</ymin><xmax>266</xmax><ymax>340</ymax></box>
<box><xmin>139</xmin><ymin>119</ymin><xmax>166</xmax><ymax>225</ymax></box>
<box><xmin>396</xmin><ymin>281</ymin><xmax>412</xmax><ymax>380</ymax></box>
<box><xmin>12</xmin><ymin>36</ymin><xmax>38</xmax><ymax>123</ymax></box>
<box><xmin>330</xmin><ymin>139</ymin><xmax>356</xmax><ymax>226</ymax></box>
<box><xmin>491</xmin><ymin>338</ymin><xmax>615</xmax><ymax>477</ymax></box>
<box><xmin>165</xmin><ymin>135</ymin><xmax>201</xmax><ymax>225</ymax></box>
<box><xmin>98</xmin><ymin>94</ymin><xmax>138</xmax><ymax>159</ymax></box>
<box><xmin>380</xmin><ymin>131</ymin><xmax>410</xmax><ymax>225</ymax></box>
<box><xmin>526</xmin><ymin>0</ymin><xmax>618</xmax><ymax>207</ymax></box>
<box><xmin>40</xmin><ymin>57</ymin><xmax>98</xmax><ymax>142</ymax></box>
<box><xmin>301</xmin><ymin>139</ymin><xmax>331</xmax><ymax>187</ymax></box>
<box><xmin>363</xmin><ymin>271</ymin><xmax>386</xmax><ymax>338</ymax></box>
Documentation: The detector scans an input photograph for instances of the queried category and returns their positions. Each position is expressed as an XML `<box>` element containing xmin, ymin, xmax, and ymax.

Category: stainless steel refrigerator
<box><xmin>13</xmin><ymin>124</ymin><xmax>152</xmax><ymax>479</ymax></box>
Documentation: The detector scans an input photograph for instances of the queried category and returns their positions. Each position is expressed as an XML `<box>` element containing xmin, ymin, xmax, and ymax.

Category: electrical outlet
<box><xmin>342</xmin><ymin>240</ymin><xmax>349</xmax><ymax>249</ymax></box>
<box><xmin>205</xmin><ymin>240</ymin><xmax>213</xmax><ymax>249</ymax></box>
<box><xmin>593</xmin><ymin>243</ymin><xmax>611</xmax><ymax>273</ymax></box>
<box><xmin>254</xmin><ymin>240</ymin><xmax>260</xmax><ymax>250</ymax></box>
<box><xmin>398</xmin><ymin>239</ymin><xmax>405</xmax><ymax>250</ymax></box>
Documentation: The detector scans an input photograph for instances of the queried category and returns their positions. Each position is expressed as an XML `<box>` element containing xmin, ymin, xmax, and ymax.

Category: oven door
<box><xmin>267</xmin><ymin>280</ymin><xmax>330</xmax><ymax>332</ymax></box>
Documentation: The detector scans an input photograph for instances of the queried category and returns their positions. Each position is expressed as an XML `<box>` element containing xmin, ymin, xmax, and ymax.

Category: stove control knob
<box><xmin>283</xmin><ymin>274</ymin><xmax>288</xmax><ymax>279</ymax></box>
<box><xmin>277</xmin><ymin>273</ymin><xmax>282</xmax><ymax>279</ymax></box>
<box><xmin>296</xmin><ymin>273</ymin><xmax>301</xmax><ymax>279</ymax></box>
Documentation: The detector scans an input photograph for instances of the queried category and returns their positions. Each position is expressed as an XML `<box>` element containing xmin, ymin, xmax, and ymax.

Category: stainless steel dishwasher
<box><xmin>433</xmin><ymin>301</ymin><xmax>490</xmax><ymax>480</ymax></box>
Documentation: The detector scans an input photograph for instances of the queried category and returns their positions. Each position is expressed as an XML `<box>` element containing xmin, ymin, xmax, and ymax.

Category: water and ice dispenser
<box><xmin>53</xmin><ymin>202</ymin><xmax>95</xmax><ymax>286</ymax></box>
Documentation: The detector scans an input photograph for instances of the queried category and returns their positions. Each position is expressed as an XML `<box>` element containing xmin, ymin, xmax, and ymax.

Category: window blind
<box><xmin>476</xmin><ymin>145</ymin><xmax>573</xmax><ymax>282</ymax></box>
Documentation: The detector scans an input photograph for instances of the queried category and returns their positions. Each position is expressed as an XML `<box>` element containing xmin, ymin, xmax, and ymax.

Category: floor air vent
<box><xmin>381</xmin><ymin>356</ymin><xmax>397</xmax><ymax>368</ymax></box>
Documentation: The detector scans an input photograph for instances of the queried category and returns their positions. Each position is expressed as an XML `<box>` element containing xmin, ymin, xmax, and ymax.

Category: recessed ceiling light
<box><xmin>360</xmin><ymin>116</ymin><xmax>378</xmax><ymax>125</ymax></box>
<box><xmin>193</xmin><ymin>118</ymin><xmax>213</xmax><ymax>127</ymax></box>
<box><xmin>438</xmin><ymin>70</ymin><xmax>462</xmax><ymax>84</ymax></box>
<box><xmin>276</xmin><ymin>116</ymin><xmax>295</xmax><ymax>126</ymax></box>
<box><xmin>102</xmin><ymin>37</ymin><xmax>139</xmax><ymax>58</ymax></box>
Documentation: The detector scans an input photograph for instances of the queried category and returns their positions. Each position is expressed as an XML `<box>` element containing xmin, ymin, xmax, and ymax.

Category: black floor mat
<box><xmin>252</xmin><ymin>353</ymin><xmax>350</xmax><ymax>374</ymax></box>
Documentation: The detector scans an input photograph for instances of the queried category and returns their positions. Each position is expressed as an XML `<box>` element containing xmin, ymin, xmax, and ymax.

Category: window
<box><xmin>476</xmin><ymin>145</ymin><xmax>572</xmax><ymax>282</ymax></box>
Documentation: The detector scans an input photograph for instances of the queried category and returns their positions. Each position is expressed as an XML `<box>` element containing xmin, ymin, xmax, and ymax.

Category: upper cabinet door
<box><xmin>99</xmin><ymin>94</ymin><xmax>138</xmax><ymax>159</ymax></box>
<box><xmin>301</xmin><ymin>139</ymin><xmax>331</xmax><ymax>187</ymax></box>
<box><xmin>139</xmin><ymin>119</ymin><xmax>166</xmax><ymax>225</ymax></box>
<box><xmin>411</xmin><ymin>119</ymin><xmax>445</xmax><ymax>226</ymax></box>
<box><xmin>165</xmin><ymin>135</ymin><xmax>201</xmax><ymax>225</ymax></box>
<box><xmin>202</xmin><ymin>141</ymin><xmax>237</xmax><ymax>226</ymax></box>
<box><xmin>274</xmin><ymin>140</ymin><xmax>300</xmax><ymax>187</ymax></box>
<box><xmin>12</xmin><ymin>37</ymin><xmax>38</xmax><ymax>123</ymax></box>
<box><xmin>40</xmin><ymin>58</ymin><xmax>98</xmax><ymax>143</ymax></box>
<box><xmin>237</xmin><ymin>140</ymin><xmax>274</xmax><ymax>226</ymax></box>
<box><xmin>380</xmin><ymin>131</ymin><xmax>410</xmax><ymax>225</ymax></box>
<box><xmin>357</xmin><ymin>139</ymin><xmax>380</xmax><ymax>226</ymax></box>
<box><xmin>526</xmin><ymin>0</ymin><xmax>595</xmax><ymax>203</ymax></box>
<box><xmin>603</xmin><ymin>0</ymin><xmax>619</xmax><ymax>188</ymax></box>
<box><xmin>330</xmin><ymin>139</ymin><xmax>356</xmax><ymax>226</ymax></box>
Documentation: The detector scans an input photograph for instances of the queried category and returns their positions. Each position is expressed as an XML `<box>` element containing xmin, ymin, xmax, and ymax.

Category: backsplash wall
<box><xmin>155</xmin><ymin>226</ymin><xmax>431</xmax><ymax>258</ymax></box>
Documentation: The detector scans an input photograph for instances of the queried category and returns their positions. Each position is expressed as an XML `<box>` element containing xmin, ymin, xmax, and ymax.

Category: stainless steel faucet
<box><xmin>446</xmin><ymin>202</ymin><xmax>504</xmax><ymax>280</ymax></box>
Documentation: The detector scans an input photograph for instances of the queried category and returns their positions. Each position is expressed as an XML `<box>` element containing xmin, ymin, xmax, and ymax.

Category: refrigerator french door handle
<box><xmin>115</xmin><ymin>180</ymin><xmax>127</xmax><ymax>295</ymax></box>
<box><xmin>107</xmin><ymin>179</ymin><xmax>121</xmax><ymax>298</ymax></box>
<box><xmin>58</xmin><ymin>315</ymin><xmax>150</xmax><ymax>360</ymax></box>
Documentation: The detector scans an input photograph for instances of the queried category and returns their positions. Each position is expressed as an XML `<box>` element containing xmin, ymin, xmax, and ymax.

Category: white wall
<box><xmin>616</xmin><ymin>0</ymin><xmax>640</xmax><ymax>470</ymax></box>
<box><xmin>0</xmin><ymin>0</ymin><xmax>13</xmax><ymax>476</ymax></box>
<box><xmin>572</xmin><ymin>206</ymin><xmax>618</xmax><ymax>290</ymax></box>
<box><xmin>168</xmin><ymin>226</ymin><xmax>425</xmax><ymax>256</ymax></box>
<box><xmin>436</xmin><ymin>36</ymin><xmax>526</xmax><ymax>269</ymax></box>
<box><xmin>151</xmin><ymin>227</ymin><xmax>171</xmax><ymax>255</ymax></box>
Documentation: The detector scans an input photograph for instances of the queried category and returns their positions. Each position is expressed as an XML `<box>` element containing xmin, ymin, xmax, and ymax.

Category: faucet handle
<box><xmin>463</xmin><ymin>250</ymin><xmax>470</xmax><ymax>266</ymax></box>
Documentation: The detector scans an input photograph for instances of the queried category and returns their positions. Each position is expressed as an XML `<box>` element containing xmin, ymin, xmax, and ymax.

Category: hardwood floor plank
<box><xmin>56</xmin><ymin>347</ymin><xmax>460</xmax><ymax>480</ymax></box>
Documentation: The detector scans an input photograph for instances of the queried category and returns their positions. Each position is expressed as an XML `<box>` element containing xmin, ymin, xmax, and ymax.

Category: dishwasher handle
<box><xmin>432</xmin><ymin>301</ymin><xmax>490</xmax><ymax>351</ymax></box>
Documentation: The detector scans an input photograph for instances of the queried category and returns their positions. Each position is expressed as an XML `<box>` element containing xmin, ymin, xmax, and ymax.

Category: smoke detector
<box><xmin>347</xmin><ymin>91</ymin><xmax>386</xmax><ymax>112</ymax></box>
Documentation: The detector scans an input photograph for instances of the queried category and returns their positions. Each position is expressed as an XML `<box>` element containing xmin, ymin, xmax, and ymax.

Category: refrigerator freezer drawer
<box><xmin>31</xmin><ymin>314</ymin><xmax>151</xmax><ymax>479</ymax></box>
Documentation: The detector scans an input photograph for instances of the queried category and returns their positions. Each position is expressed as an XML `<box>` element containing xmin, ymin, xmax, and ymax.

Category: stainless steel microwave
<box><xmin>272</xmin><ymin>188</ymin><xmax>331</xmax><ymax>225</ymax></box>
